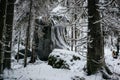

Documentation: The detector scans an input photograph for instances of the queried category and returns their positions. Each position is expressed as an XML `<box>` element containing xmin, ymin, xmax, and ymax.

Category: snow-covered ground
<box><xmin>3</xmin><ymin>47</ymin><xmax>120</xmax><ymax>80</ymax></box>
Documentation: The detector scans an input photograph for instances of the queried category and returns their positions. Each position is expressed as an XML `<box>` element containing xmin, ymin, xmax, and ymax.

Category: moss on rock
<box><xmin>48</xmin><ymin>49</ymin><xmax>81</xmax><ymax>69</ymax></box>
<box><xmin>48</xmin><ymin>55</ymin><xmax>69</xmax><ymax>69</ymax></box>
<box><xmin>48</xmin><ymin>55</ymin><xmax>80</xmax><ymax>69</ymax></box>
<box><xmin>72</xmin><ymin>55</ymin><xmax>81</xmax><ymax>60</ymax></box>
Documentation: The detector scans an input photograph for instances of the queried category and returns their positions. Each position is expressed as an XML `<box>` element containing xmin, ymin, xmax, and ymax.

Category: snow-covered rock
<box><xmin>48</xmin><ymin>49</ymin><xmax>81</xmax><ymax>69</ymax></box>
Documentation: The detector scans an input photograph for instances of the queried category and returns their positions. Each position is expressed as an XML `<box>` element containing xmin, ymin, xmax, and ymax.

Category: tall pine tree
<box><xmin>87</xmin><ymin>0</ymin><xmax>112</xmax><ymax>78</ymax></box>
<box><xmin>3</xmin><ymin>0</ymin><xmax>15</xmax><ymax>69</ymax></box>
<box><xmin>24</xmin><ymin>0</ymin><xmax>32</xmax><ymax>67</ymax></box>
<box><xmin>87</xmin><ymin>0</ymin><xmax>105</xmax><ymax>74</ymax></box>
<box><xmin>0</xmin><ymin>0</ymin><xmax>6</xmax><ymax>78</ymax></box>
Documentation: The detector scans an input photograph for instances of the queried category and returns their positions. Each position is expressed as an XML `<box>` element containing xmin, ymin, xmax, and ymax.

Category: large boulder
<box><xmin>34</xmin><ymin>15</ymin><xmax>70</xmax><ymax>61</ymax></box>
<box><xmin>51</xmin><ymin>15</ymin><xmax>70</xmax><ymax>50</ymax></box>
<box><xmin>51</xmin><ymin>25</ymin><xmax>70</xmax><ymax>50</ymax></box>
<box><xmin>34</xmin><ymin>17</ymin><xmax>53</xmax><ymax>61</ymax></box>
<box><xmin>48</xmin><ymin>49</ymin><xmax>81</xmax><ymax>69</ymax></box>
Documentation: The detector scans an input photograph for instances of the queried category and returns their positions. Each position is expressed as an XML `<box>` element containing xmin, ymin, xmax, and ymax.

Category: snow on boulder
<box><xmin>48</xmin><ymin>49</ymin><xmax>81</xmax><ymax>69</ymax></box>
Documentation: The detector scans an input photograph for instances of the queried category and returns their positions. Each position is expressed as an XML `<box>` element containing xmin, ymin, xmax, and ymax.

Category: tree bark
<box><xmin>116</xmin><ymin>36</ymin><xmax>120</xmax><ymax>55</ymax></box>
<box><xmin>29</xmin><ymin>25</ymin><xmax>37</xmax><ymax>63</ymax></box>
<box><xmin>17</xmin><ymin>31</ymin><xmax>21</xmax><ymax>62</ymax></box>
<box><xmin>0</xmin><ymin>0</ymin><xmax>6</xmax><ymax>78</ymax></box>
<box><xmin>4</xmin><ymin>0</ymin><xmax>15</xmax><ymax>69</ymax></box>
<box><xmin>87</xmin><ymin>0</ymin><xmax>105</xmax><ymax>75</ymax></box>
<box><xmin>24</xmin><ymin>0</ymin><xmax>32</xmax><ymax>67</ymax></box>
<box><xmin>29</xmin><ymin>41</ymin><xmax>36</xmax><ymax>63</ymax></box>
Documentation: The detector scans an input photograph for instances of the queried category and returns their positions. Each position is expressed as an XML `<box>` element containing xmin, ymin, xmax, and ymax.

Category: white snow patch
<box><xmin>52</xmin><ymin>5</ymin><xmax>66</xmax><ymax>13</ymax></box>
<box><xmin>3</xmin><ymin>48</ymin><xmax>120</xmax><ymax>80</ymax></box>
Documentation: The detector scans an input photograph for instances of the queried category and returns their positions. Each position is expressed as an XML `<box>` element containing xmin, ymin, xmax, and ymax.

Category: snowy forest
<box><xmin>0</xmin><ymin>0</ymin><xmax>120</xmax><ymax>80</ymax></box>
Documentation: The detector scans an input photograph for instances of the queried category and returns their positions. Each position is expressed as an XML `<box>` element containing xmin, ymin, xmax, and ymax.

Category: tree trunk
<box><xmin>24</xmin><ymin>0</ymin><xmax>32</xmax><ymax>67</ymax></box>
<box><xmin>17</xmin><ymin>31</ymin><xmax>21</xmax><ymax>62</ymax></box>
<box><xmin>0</xmin><ymin>0</ymin><xmax>6</xmax><ymax>78</ymax></box>
<box><xmin>29</xmin><ymin>24</ymin><xmax>36</xmax><ymax>63</ymax></box>
<box><xmin>116</xmin><ymin>35</ymin><xmax>120</xmax><ymax>55</ymax></box>
<box><xmin>4</xmin><ymin>0</ymin><xmax>15</xmax><ymax>69</ymax></box>
<box><xmin>116</xmin><ymin>0</ymin><xmax>120</xmax><ymax>16</ymax></box>
<box><xmin>71</xmin><ymin>27</ymin><xmax>74</xmax><ymax>51</ymax></box>
<box><xmin>87</xmin><ymin>0</ymin><xmax>105</xmax><ymax>75</ymax></box>
<box><xmin>29</xmin><ymin>41</ymin><xmax>36</xmax><ymax>63</ymax></box>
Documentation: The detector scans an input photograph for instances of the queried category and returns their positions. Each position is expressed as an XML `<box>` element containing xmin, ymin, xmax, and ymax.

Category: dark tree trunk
<box><xmin>29</xmin><ymin>26</ymin><xmax>37</xmax><ymax>63</ymax></box>
<box><xmin>116</xmin><ymin>36</ymin><xmax>120</xmax><ymax>56</ymax></box>
<box><xmin>24</xmin><ymin>0</ymin><xmax>32</xmax><ymax>67</ymax></box>
<box><xmin>4</xmin><ymin>0</ymin><xmax>15</xmax><ymax>69</ymax></box>
<box><xmin>29</xmin><ymin>41</ymin><xmax>36</xmax><ymax>63</ymax></box>
<box><xmin>87</xmin><ymin>0</ymin><xmax>105</xmax><ymax>75</ymax></box>
<box><xmin>116</xmin><ymin>0</ymin><xmax>120</xmax><ymax>16</ymax></box>
<box><xmin>0</xmin><ymin>0</ymin><xmax>6</xmax><ymax>78</ymax></box>
<box><xmin>71</xmin><ymin>27</ymin><xmax>74</xmax><ymax>51</ymax></box>
<box><xmin>74</xmin><ymin>0</ymin><xmax>77</xmax><ymax>51</ymax></box>
<box><xmin>17</xmin><ymin>31</ymin><xmax>21</xmax><ymax>62</ymax></box>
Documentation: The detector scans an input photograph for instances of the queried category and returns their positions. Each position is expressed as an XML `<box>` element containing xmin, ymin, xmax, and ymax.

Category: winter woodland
<box><xmin>0</xmin><ymin>0</ymin><xmax>120</xmax><ymax>80</ymax></box>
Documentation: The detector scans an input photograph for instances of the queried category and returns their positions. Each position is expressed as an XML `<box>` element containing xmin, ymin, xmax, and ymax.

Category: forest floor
<box><xmin>3</xmin><ymin>47</ymin><xmax>120</xmax><ymax>80</ymax></box>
